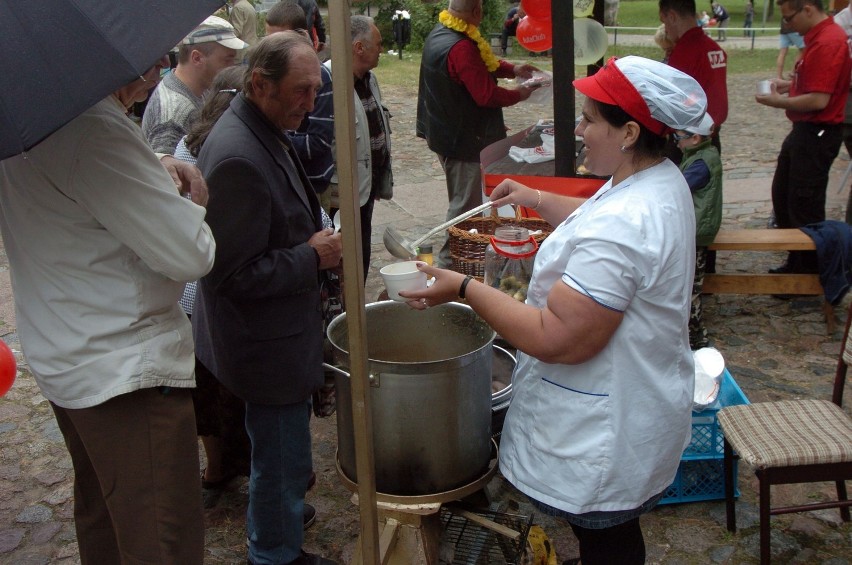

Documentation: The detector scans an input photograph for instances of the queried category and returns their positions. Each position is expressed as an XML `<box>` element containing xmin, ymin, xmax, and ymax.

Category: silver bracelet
<box><xmin>532</xmin><ymin>189</ymin><xmax>542</xmax><ymax>210</ymax></box>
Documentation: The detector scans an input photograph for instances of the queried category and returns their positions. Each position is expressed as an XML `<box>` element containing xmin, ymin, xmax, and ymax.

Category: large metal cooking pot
<box><xmin>326</xmin><ymin>301</ymin><xmax>495</xmax><ymax>496</ymax></box>
<box><xmin>491</xmin><ymin>344</ymin><xmax>516</xmax><ymax>444</ymax></box>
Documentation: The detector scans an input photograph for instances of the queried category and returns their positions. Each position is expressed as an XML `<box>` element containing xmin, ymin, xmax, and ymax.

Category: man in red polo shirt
<box><xmin>660</xmin><ymin>0</ymin><xmax>728</xmax><ymax>159</ymax></box>
<box><xmin>757</xmin><ymin>0</ymin><xmax>851</xmax><ymax>275</ymax></box>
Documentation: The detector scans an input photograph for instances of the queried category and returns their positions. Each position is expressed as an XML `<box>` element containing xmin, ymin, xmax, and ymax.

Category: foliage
<box><xmin>371</xmin><ymin>0</ymin><xmax>444</xmax><ymax>49</ymax></box>
<box><xmin>364</xmin><ymin>0</ymin><xmax>510</xmax><ymax>50</ymax></box>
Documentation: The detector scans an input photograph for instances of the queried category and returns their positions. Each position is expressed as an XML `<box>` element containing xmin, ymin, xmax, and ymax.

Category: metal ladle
<box><xmin>383</xmin><ymin>201</ymin><xmax>494</xmax><ymax>260</ymax></box>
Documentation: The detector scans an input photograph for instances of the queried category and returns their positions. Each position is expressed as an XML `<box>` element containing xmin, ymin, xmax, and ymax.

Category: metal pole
<box><xmin>327</xmin><ymin>2</ymin><xmax>380</xmax><ymax>563</ymax></box>
<box><xmin>552</xmin><ymin>0</ymin><xmax>575</xmax><ymax>177</ymax></box>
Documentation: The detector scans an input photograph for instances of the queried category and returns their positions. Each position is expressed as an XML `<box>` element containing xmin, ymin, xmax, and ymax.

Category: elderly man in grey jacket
<box><xmin>326</xmin><ymin>15</ymin><xmax>392</xmax><ymax>280</ymax></box>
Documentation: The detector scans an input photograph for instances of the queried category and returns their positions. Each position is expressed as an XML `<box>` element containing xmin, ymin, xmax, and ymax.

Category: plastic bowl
<box><xmin>379</xmin><ymin>261</ymin><xmax>427</xmax><ymax>301</ymax></box>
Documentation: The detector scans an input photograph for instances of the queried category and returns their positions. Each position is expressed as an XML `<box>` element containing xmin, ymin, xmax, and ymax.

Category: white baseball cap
<box><xmin>685</xmin><ymin>113</ymin><xmax>715</xmax><ymax>136</ymax></box>
<box><xmin>182</xmin><ymin>16</ymin><xmax>247</xmax><ymax>50</ymax></box>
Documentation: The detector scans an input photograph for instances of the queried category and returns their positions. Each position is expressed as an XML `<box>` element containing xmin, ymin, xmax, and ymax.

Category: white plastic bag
<box><xmin>539</xmin><ymin>132</ymin><xmax>554</xmax><ymax>153</ymax></box>
<box><xmin>692</xmin><ymin>347</ymin><xmax>725</xmax><ymax>411</ymax></box>
<box><xmin>508</xmin><ymin>145</ymin><xmax>555</xmax><ymax>164</ymax></box>
<box><xmin>517</xmin><ymin>71</ymin><xmax>553</xmax><ymax>106</ymax></box>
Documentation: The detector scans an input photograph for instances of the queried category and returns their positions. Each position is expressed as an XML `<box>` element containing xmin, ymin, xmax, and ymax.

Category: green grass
<box><xmin>371</xmin><ymin>0</ymin><xmax>788</xmax><ymax>87</ymax></box>
<box><xmin>373</xmin><ymin>52</ymin><xmax>423</xmax><ymax>89</ymax></box>
<box><xmin>607</xmin><ymin>44</ymin><xmax>782</xmax><ymax>74</ymax></box>
<box><xmin>373</xmin><ymin>45</ymin><xmax>782</xmax><ymax>89</ymax></box>
<box><xmin>616</xmin><ymin>0</ymin><xmax>779</xmax><ymax>29</ymax></box>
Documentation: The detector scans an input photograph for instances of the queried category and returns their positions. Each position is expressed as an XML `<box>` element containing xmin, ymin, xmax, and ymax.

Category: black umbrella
<box><xmin>0</xmin><ymin>0</ymin><xmax>226</xmax><ymax>160</ymax></box>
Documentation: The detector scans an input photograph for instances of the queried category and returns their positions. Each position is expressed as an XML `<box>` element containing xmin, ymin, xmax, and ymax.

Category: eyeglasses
<box><xmin>782</xmin><ymin>7</ymin><xmax>803</xmax><ymax>24</ymax></box>
<box><xmin>672</xmin><ymin>132</ymin><xmax>693</xmax><ymax>141</ymax></box>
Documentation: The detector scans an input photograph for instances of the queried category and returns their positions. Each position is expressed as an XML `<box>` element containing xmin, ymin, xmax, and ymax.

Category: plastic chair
<box><xmin>717</xmin><ymin>304</ymin><xmax>852</xmax><ymax>564</ymax></box>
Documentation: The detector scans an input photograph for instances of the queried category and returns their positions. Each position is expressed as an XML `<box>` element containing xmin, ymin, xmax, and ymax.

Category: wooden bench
<box><xmin>703</xmin><ymin>229</ymin><xmax>834</xmax><ymax>332</ymax></box>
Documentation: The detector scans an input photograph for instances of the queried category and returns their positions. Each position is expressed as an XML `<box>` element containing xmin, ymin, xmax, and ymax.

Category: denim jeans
<box><xmin>245</xmin><ymin>399</ymin><xmax>313</xmax><ymax>565</ymax></box>
<box><xmin>531</xmin><ymin>491</ymin><xmax>664</xmax><ymax>529</ymax></box>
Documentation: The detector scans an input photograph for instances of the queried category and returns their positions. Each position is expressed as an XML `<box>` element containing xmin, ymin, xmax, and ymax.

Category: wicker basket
<box><xmin>448</xmin><ymin>209</ymin><xmax>553</xmax><ymax>280</ymax></box>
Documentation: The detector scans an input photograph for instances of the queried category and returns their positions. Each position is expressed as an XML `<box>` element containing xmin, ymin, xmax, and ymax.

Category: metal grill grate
<box><xmin>439</xmin><ymin>507</ymin><xmax>533</xmax><ymax>564</ymax></box>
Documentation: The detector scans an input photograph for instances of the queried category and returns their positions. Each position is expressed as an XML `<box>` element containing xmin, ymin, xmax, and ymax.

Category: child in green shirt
<box><xmin>674</xmin><ymin>114</ymin><xmax>723</xmax><ymax>349</ymax></box>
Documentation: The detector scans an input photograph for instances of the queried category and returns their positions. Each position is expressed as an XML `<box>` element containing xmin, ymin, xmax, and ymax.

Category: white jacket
<box><xmin>0</xmin><ymin>96</ymin><xmax>215</xmax><ymax>408</ymax></box>
<box><xmin>499</xmin><ymin>160</ymin><xmax>695</xmax><ymax>513</ymax></box>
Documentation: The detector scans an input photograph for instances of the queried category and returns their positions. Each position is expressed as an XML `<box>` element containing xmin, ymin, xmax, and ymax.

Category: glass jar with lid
<box><xmin>416</xmin><ymin>244</ymin><xmax>433</xmax><ymax>266</ymax></box>
<box><xmin>484</xmin><ymin>226</ymin><xmax>538</xmax><ymax>302</ymax></box>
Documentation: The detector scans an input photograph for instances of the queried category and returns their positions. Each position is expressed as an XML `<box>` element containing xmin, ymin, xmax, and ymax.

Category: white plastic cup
<box><xmin>756</xmin><ymin>80</ymin><xmax>772</xmax><ymax>96</ymax></box>
<box><xmin>380</xmin><ymin>261</ymin><xmax>427</xmax><ymax>301</ymax></box>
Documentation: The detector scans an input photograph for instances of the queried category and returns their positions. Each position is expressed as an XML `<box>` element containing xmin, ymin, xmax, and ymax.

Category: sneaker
<box><xmin>303</xmin><ymin>503</ymin><xmax>316</xmax><ymax>530</ymax></box>
<box><xmin>286</xmin><ymin>550</ymin><xmax>339</xmax><ymax>565</ymax></box>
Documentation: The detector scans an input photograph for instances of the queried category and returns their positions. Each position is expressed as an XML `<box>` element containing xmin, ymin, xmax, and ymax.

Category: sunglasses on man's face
<box><xmin>782</xmin><ymin>7</ymin><xmax>803</xmax><ymax>24</ymax></box>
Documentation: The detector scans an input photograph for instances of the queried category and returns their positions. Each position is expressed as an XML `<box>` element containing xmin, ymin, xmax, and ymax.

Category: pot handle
<box><xmin>323</xmin><ymin>363</ymin><xmax>380</xmax><ymax>387</ymax></box>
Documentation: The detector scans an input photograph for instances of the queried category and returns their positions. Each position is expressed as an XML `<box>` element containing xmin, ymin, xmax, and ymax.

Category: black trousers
<box><xmin>569</xmin><ymin>517</ymin><xmax>645</xmax><ymax>564</ymax></box>
<box><xmin>772</xmin><ymin>121</ymin><xmax>843</xmax><ymax>271</ymax></box>
<box><xmin>331</xmin><ymin>193</ymin><xmax>376</xmax><ymax>283</ymax></box>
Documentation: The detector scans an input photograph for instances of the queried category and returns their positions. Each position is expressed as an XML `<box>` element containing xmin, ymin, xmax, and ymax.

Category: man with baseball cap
<box><xmin>142</xmin><ymin>16</ymin><xmax>246</xmax><ymax>154</ymax></box>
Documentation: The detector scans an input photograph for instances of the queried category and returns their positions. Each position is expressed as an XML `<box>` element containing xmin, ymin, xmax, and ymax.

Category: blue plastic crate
<box><xmin>659</xmin><ymin>369</ymin><xmax>750</xmax><ymax>505</ymax></box>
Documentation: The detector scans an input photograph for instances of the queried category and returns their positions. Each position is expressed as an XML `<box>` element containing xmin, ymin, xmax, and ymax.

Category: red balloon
<box><xmin>0</xmin><ymin>341</ymin><xmax>16</xmax><ymax>397</ymax></box>
<box><xmin>521</xmin><ymin>0</ymin><xmax>552</xmax><ymax>20</ymax></box>
<box><xmin>517</xmin><ymin>16</ymin><xmax>553</xmax><ymax>53</ymax></box>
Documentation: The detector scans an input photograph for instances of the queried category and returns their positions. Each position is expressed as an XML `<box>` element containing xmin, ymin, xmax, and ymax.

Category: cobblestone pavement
<box><xmin>2</xmin><ymin>65</ymin><xmax>852</xmax><ymax>564</ymax></box>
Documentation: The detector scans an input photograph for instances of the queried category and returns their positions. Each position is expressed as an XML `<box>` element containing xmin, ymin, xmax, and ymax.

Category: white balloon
<box><xmin>574</xmin><ymin>0</ymin><xmax>595</xmax><ymax>18</ymax></box>
<box><xmin>574</xmin><ymin>18</ymin><xmax>608</xmax><ymax>66</ymax></box>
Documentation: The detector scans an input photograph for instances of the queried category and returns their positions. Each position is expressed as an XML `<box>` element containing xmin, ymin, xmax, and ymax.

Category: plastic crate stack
<box><xmin>659</xmin><ymin>369</ymin><xmax>750</xmax><ymax>505</ymax></box>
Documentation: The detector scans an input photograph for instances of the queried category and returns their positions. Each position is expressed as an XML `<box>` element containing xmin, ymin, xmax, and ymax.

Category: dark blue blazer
<box><xmin>195</xmin><ymin>93</ymin><xmax>325</xmax><ymax>404</ymax></box>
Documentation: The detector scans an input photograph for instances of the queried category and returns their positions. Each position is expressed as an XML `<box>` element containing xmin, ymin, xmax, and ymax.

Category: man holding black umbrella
<box><xmin>0</xmin><ymin>55</ymin><xmax>215</xmax><ymax>564</ymax></box>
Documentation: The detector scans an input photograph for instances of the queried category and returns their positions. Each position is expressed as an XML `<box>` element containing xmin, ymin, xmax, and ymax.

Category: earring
<box><xmin>620</xmin><ymin>145</ymin><xmax>629</xmax><ymax>153</ymax></box>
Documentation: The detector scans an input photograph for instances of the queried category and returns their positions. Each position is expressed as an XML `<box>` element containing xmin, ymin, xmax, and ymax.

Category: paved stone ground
<box><xmin>2</xmin><ymin>64</ymin><xmax>852</xmax><ymax>564</ymax></box>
